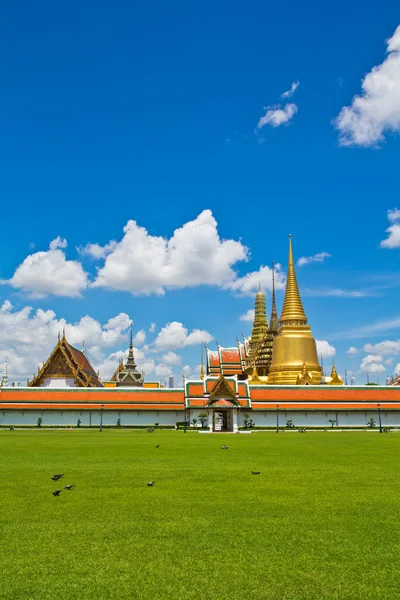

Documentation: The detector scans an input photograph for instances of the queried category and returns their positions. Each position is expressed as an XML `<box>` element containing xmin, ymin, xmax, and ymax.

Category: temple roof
<box><xmin>280</xmin><ymin>235</ymin><xmax>308</xmax><ymax>324</ymax></box>
<box><xmin>29</xmin><ymin>334</ymin><xmax>102</xmax><ymax>387</ymax></box>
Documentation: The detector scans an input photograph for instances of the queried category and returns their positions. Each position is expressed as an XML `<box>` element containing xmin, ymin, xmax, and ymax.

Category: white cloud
<box><xmin>333</xmin><ymin>316</ymin><xmax>400</xmax><ymax>340</ymax></box>
<box><xmin>133</xmin><ymin>329</ymin><xmax>146</xmax><ymax>346</ymax></box>
<box><xmin>154</xmin><ymin>321</ymin><xmax>213</xmax><ymax>351</ymax></box>
<box><xmin>359</xmin><ymin>354</ymin><xmax>386</xmax><ymax>374</ymax></box>
<box><xmin>90</xmin><ymin>210</ymin><xmax>249</xmax><ymax>295</ymax></box>
<box><xmin>257</xmin><ymin>103</ymin><xmax>298</xmax><ymax>129</ymax></box>
<box><xmin>364</xmin><ymin>340</ymin><xmax>400</xmax><ymax>356</ymax></box>
<box><xmin>0</xmin><ymin>300</ymin><xmax>131</xmax><ymax>382</ymax></box>
<box><xmin>229</xmin><ymin>264</ymin><xmax>286</xmax><ymax>296</ymax></box>
<box><xmin>79</xmin><ymin>241</ymin><xmax>117</xmax><ymax>259</ymax></box>
<box><xmin>240</xmin><ymin>309</ymin><xmax>255</xmax><ymax>322</ymax></box>
<box><xmin>155</xmin><ymin>363</ymin><xmax>172</xmax><ymax>377</ymax></box>
<box><xmin>162</xmin><ymin>351</ymin><xmax>182</xmax><ymax>366</ymax></box>
<box><xmin>149</xmin><ymin>323</ymin><xmax>156</xmax><ymax>333</ymax></box>
<box><xmin>281</xmin><ymin>81</ymin><xmax>300</xmax><ymax>99</ymax></box>
<box><xmin>335</xmin><ymin>25</ymin><xmax>400</xmax><ymax>146</ymax></box>
<box><xmin>347</xmin><ymin>346</ymin><xmax>359</xmax><ymax>355</ymax></box>
<box><xmin>316</xmin><ymin>340</ymin><xmax>336</xmax><ymax>359</ymax></box>
<box><xmin>393</xmin><ymin>363</ymin><xmax>400</xmax><ymax>376</ymax></box>
<box><xmin>4</xmin><ymin>238</ymin><xmax>88</xmax><ymax>298</ymax></box>
<box><xmin>381</xmin><ymin>208</ymin><xmax>400</xmax><ymax>249</ymax></box>
<box><xmin>305</xmin><ymin>288</ymin><xmax>375</xmax><ymax>298</ymax></box>
<box><xmin>297</xmin><ymin>252</ymin><xmax>331</xmax><ymax>267</ymax></box>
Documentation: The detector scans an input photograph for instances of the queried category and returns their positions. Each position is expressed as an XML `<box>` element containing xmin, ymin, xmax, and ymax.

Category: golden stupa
<box><xmin>269</xmin><ymin>235</ymin><xmax>322</xmax><ymax>385</ymax></box>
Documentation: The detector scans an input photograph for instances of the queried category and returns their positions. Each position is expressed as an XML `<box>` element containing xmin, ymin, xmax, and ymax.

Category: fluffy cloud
<box><xmin>240</xmin><ymin>309</ymin><xmax>255</xmax><ymax>322</ymax></box>
<box><xmin>364</xmin><ymin>340</ymin><xmax>400</xmax><ymax>356</ymax></box>
<box><xmin>162</xmin><ymin>351</ymin><xmax>182</xmax><ymax>366</ymax></box>
<box><xmin>257</xmin><ymin>103</ymin><xmax>298</xmax><ymax>128</ymax></box>
<box><xmin>149</xmin><ymin>323</ymin><xmax>156</xmax><ymax>333</ymax></box>
<box><xmin>155</xmin><ymin>363</ymin><xmax>172</xmax><ymax>377</ymax></box>
<box><xmin>281</xmin><ymin>81</ymin><xmax>300</xmax><ymax>99</ymax></box>
<box><xmin>316</xmin><ymin>340</ymin><xmax>336</xmax><ymax>359</ymax></box>
<box><xmin>133</xmin><ymin>329</ymin><xmax>146</xmax><ymax>346</ymax></box>
<box><xmin>380</xmin><ymin>208</ymin><xmax>400</xmax><ymax>249</ymax></box>
<box><xmin>297</xmin><ymin>252</ymin><xmax>331</xmax><ymax>267</ymax></box>
<box><xmin>0</xmin><ymin>300</ymin><xmax>131</xmax><ymax>382</ymax></box>
<box><xmin>335</xmin><ymin>25</ymin><xmax>400</xmax><ymax>146</ymax></box>
<box><xmin>347</xmin><ymin>346</ymin><xmax>359</xmax><ymax>355</ymax></box>
<box><xmin>91</xmin><ymin>210</ymin><xmax>249</xmax><ymax>295</ymax></box>
<box><xmin>4</xmin><ymin>238</ymin><xmax>88</xmax><ymax>298</ymax></box>
<box><xmin>79</xmin><ymin>241</ymin><xmax>117</xmax><ymax>259</ymax></box>
<box><xmin>359</xmin><ymin>354</ymin><xmax>386</xmax><ymax>374</ymax></box>
<box><xmin>154</xmin><ymin>321</ymin><xmax>213</xmax><ymax>351</ymax></box>
<box><xmin>229</xmin><ymin>264</ymin><xmax>286</xmax><ymax>296</ymax></box>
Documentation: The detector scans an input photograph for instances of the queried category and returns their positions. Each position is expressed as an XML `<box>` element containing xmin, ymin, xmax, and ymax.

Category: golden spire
<box><xmin>269</xmin><ymin>261</ymin><xmax>279</xmax><ymax>332</ymax></box>
<box><xmin>200</xmin><ymin>345</ymin><xmax>205</xmax><ymax>380</ymax></box>
<box><xmin>250</xmin><ymin>285</ymin><xmax>268</xmax><ymax>345</ymax></box>
<box><xmin>280</xmin><ymin>235</ymin><xmax>307</xmax><ymax>324</ymax></box>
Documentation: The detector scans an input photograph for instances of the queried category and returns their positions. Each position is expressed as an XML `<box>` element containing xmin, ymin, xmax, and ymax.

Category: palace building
<box><xmin>1</xmin><ymin>235</ymin><xmax>400</xmax><ymax>431</ymax></box>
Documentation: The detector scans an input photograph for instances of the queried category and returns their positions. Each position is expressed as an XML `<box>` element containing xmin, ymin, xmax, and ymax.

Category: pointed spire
<box><xmin>280</xmin><ymin>235</ymin><xmax>307</xmax><ymax>324</ymax></box>
<box><xmin>250</xmin><ymin>283</ymin><xmax>268</xmax><ymax>347</ymax></box>
<box><xmin>1</xmin><ymin>362</ymin><xmax>8</xmax><ymax>387</ymax></box>
<box><xmin>125</xmin><ymin>321</ymin><xmax>137</xmax><ymax>369</ymax></box>
<box><xmin>200</xmin><ymin>345</ymin><xmax>205</xmax><ymax>380</ymax></box>
<box><xmin>82</xmin><ymin>340</ymin><xmax>85</xmax><ymax>354</ymax></box>
<box><xmin>269</xmin><ymin>260</ymin><xmax>279</xmax><ymax>332</ymax></box>
<box><xmin>58</xmin><ymin>330</ymin><xmax>60</xmax><ymax>342</ymax></box>
<box><xmin>62</xmin><ymin>325</ymin><xmax>66</xmax><ymax>340</ymax></box>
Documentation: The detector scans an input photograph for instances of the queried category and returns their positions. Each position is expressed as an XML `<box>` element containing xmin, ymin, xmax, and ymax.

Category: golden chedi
<box><xmin>269</xmin><ymin>235</ymin><xmax>322</xmax><ymax>385</ymax></box>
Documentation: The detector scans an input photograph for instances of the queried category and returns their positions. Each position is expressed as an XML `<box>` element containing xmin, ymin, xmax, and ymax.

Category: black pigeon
<box><xmin>64</xmin><ymin>484</ymin><xmax>74</xmax><ymax>490</ymax></box>
<box><xmin>51</xmin><ymin>474</ymin><xmax>64</xmax><ymax>481</ymax></box>
<box><xmin>147</xmin><ymin>481</ymin><xmax>155</xmax><ymax>487</ymax></box>
<box><xmin>52</xmin><ymin>490</ymin><xmax>62</xmax><ymax>496</ymax></box>
<box><xmin>155</xmin><ymin>445</ymin><xmax>160</xmax><ymax>448</ymax></box>
<box><xmin>251</xmin><ymin>471</ymin><xmax>261</xmax><ymax>475</ymax></box>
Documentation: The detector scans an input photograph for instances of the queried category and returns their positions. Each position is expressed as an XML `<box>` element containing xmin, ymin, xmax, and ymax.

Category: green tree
<box><xmin>37</xmin><ymin>417</ymin><xmax>42</xmax><ymax>427</ymax></box>
<box><xmin>154</xmin><ymin>422</ymin><xmax>159</xmax><ymax>428</ymax></box>
<box><xmin>286</xmin><ymin>420</ymin><xmax>294</xmax><ymax>428</ymax></box>
<box><xmin>192</xmin><ymin>418</ymin><xmax>197</xmax><ymax>427</ymax></box>
<box><xmin>77</xmin><ymin>419</ymin><xmax>81</xmax><ymax>428</ymax></box>
<box><xmin>328</xmin><ymin>420</ymin><xmax>336</xmax><ymax>428</ymax></box>
<box><xmin>367</xmin><ymin>418</ymin><xmax>376</xmax><ymax>428</ymax></box>
<box><xmin>198</xmin><ymin>412</ymin><xmax>208</xmax><ymax>429</ymax></box>
<box><xmin>117</xmin><ymin>418</ymin><xmax>121</xmax><ymax>427</ymax></box>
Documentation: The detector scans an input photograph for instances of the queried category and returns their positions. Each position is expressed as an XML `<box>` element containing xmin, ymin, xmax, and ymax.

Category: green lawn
<box><xmin>0</xmin><ymin>430</ymin><xmax>399</xmax><ymax>600</ymax></box>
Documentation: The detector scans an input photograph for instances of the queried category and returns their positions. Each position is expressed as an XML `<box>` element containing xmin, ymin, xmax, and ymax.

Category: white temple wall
<box><xmin>41</xmin><ymin>378</ymin><xmax>77</xmax><ymax>388</ymax></box>
<box><xmin>1</xmin><ymin>409</ymin><xmax>399</xmax><ymax>427</ymax></box>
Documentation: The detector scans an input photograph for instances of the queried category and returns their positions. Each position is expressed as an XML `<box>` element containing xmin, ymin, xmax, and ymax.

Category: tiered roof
<box><xmin>29</xmin><ymin>333</ymin><xmax>102</xmax><ymax>388</ymax></box>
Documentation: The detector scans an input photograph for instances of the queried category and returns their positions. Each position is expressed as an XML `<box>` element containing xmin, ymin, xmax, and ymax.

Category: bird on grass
<box><xmin>51</xmin><ymin>474</ymin><xmax>64</xmax><ymax>481</ymax></box>
<box><xmin>52</xmin><ymin>490</ymin><xmax>62</xmax><ymax>496</ymax></box>
<box><xmin>221</xmin><ymin>445</ymin><xmax>228</xmax><ymax>450</ymax></box>
<box><xmin>147</xmin><ymin>481</ymin><xmax>155</xmax><ymax>487</ymax></box>
<box><xmin>155</xmin><ymin>445</ymin><xmax>160</xmax><ymax>448</ymax></box>
<box><xmin>251</xmin><ymin>471</ymin><xmax>261</xmax><ymax>475</ymax></box>
<box><xmin>64</xmin><ymin>484</ymin><xmax>74</xmax><ymax>490</ymax></box>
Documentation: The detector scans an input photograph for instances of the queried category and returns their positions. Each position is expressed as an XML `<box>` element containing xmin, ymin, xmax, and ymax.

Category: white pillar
<box><xmin>209</xmin><ymin>409</ymin><xmax>213</xmax><ymax>432</ymax></box>
<box><xmin>232</xmin><ymin>409</ymin><xmax>238</xmax><ymax>433</ymax></box>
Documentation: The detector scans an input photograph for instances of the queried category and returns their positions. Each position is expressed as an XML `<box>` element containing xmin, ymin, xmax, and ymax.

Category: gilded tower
<box><xmin>255</xmin><ymin>263</ymin><xmax>279</xmax><ymax>377</ymax></box>
<box><xmin>248</xmin><ymin>284</ymin><xmax>269</xmax><ymax>361</ymax></box>
<box><xmin>269</xmin><ymin>235</ymin><xmax>322</xmax><ymax>385</ymax></box>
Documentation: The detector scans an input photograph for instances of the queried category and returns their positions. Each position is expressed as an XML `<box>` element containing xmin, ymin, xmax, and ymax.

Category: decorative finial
<box><xmin>280</xmin><ymin>234</ymin><xmax>307</xmax><ymax>323</ymax></box>
<box><xmin>58</xmin><ymin>330</ymin><xmax>60</xmax><ymax>342</ymax></box>
<box><xmin>200</xmin><ymin>344</ymin><xmax>205</xmax><ymax>380</ymax></box>
<box><xmin>62</xmin><ymin>326</ymin><xmax>66</xmax><ymax>340</ymax></box>
<box><xmin>82</xmin><ymin>340</ymin><xmax>85</xmax><ymax>353</ymax></box>
<box><xmin>258</xmin><ymin>282</ymin><xmax>261</xmax><ymax>293</ymax></box>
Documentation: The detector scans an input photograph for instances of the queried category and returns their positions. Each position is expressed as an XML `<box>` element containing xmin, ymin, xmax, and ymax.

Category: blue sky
<box><xmin>1</xmin><ymin>1</ymin><xmax>400</xmax><ymax>384</ymax></box>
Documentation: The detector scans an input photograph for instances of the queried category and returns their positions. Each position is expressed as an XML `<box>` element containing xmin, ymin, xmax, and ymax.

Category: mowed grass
<box><xmin>0</xmin><ymin>431</ymin><xmax>399</xmax><ymax>600</ymax></box>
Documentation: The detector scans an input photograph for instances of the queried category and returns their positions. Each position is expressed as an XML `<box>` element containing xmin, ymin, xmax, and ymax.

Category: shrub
<box><xmin>117</xmin><ymin>418</ymin><xmax>121</xmax><ymax>427</ymax></box>
<box><xmin>192</xmin><ymin>418</ymin><xmax>197</xmax><ymax>427</ymax></box>
<box><xmin>198</xmin><ymin>412</ymin><xmax>208</xmax><ymax>428</ymax></box>
<box><xmin>243</xmin><ymin>413</ymin><xmax>254</xmax><ymax>429</ymax></box>
<box><xmin>286</xmin><ymin>420</ymin><xmax>295</xmax><ymax>428</ymax></box>
<box><xmin>366</xmin><ymin>418</ymin><xmax>376</xmax><ymax>428</ymax></box>
<box><xmin>77</xmin><ymin>419</ymin><xmax>81</xmax><ymax>428</ymax></box>
<box><xmin>328</xmin><ymin>420</ymin><xmax>336</xmax><ymax>428</ymax></box>
<box><xmin>37</xmin><ymin>417</ymin><xmax>42</xmax><ymax>427</ymax></box>
<box><xmin>154</xmin><ymin>422</ymin><xmax>159</xmax><ymax>428</ymax></box>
